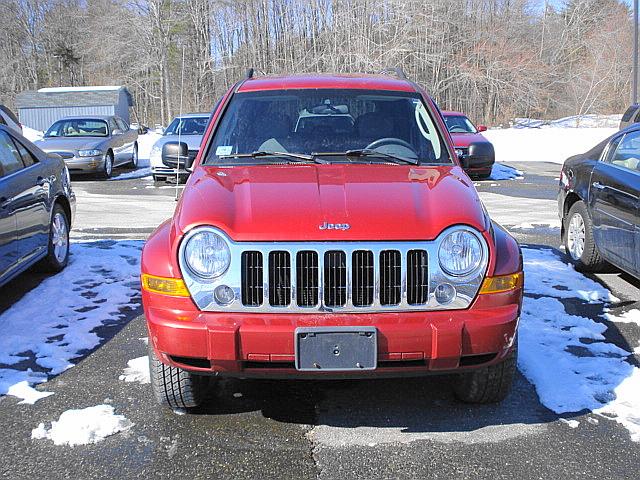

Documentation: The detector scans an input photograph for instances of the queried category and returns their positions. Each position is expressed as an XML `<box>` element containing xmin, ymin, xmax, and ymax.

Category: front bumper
<box><xmin>64</xmin><ymin>155</ymin><xmax>104</xmax><ymax>173</ymax></box>
<box><xmin>144</xmin><ymin>287</ymin><xmax>521</xmax><ymax>379</ymax></box>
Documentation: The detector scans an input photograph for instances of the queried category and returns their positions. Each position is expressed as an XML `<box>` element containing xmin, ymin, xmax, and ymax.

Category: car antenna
<box><xmin>175</xmin><ymin>46</ymin><xmax>186</xmax><ymax>201</ymax></box>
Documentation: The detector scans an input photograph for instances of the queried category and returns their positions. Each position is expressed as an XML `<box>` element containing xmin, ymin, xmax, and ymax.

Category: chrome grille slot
<box><xmin>380</xmin><ymin>250</ymin><xmax>401</xmax><ymax>305</ymax></box>
<box><xmin>268</xmin><ymin>251</ymin><xmax>291</xmax><ymax>306</ymax></box>
<box><xmin>352</xmin><ymin>250</ymin><xmax>374</xmax><ymax>307</ymax></box>
<box><xmin>324</xmin><ymin>251</ymin><xmax>347</xmax><ymax>307</ymax></box>
<box><xmin>296</xmin><ymin>251</ymin><xmax>319</xmax><ymax>307</ymax></box>
<box><xmin>241</xmin><ymin>251</ymin><xmax>263</xmax><ymax>306</ymax></box>
<box><xmin>407</xmin><ymin>249</ymin><xmax>429</xmax><ymax>305</ymax></box>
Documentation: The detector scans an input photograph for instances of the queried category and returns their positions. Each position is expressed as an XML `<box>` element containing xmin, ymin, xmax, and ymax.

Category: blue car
<box><xmin>558</xmin><ymin>124</ymin><xmax>640</xmax><ymax>277</ymax></box>
<box><xmin>0</xmin><ymin>125</ymin><xmax>76</xmax><ymax>287</ymax></box>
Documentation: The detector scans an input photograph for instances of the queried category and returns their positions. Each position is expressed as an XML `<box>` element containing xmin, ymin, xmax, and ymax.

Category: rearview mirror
<box><xmin>162</xmin><ymin>141</ymin><xmax>193</xmax><ymax>170</ymax></box>
<box><xmin>476</xmin><ymin>125</ymin><xmax>488</xmax><ymax>132</ymax></box>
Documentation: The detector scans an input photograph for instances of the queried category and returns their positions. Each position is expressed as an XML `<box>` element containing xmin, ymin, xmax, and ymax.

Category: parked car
<box><xmin>35</xmin><ymin>115</ymin><xmax>138</xmax><ymax>178</ymax></box>
<box><xmin>0</xmin><ymin>124</ymin><xmax>75</xmax><ymax>287</ymax></box>
<box><xmin>558</xmin><ymin>124</ymin><xmax>640</xmax><ymax>277</ymax></box>
<box><xmin>442</xmin><ymin>111</ymin><xmax>494</xmax><ymax>179</ymax></box>
<box><xmin>140</xmin><ymin>72</ymin><xmax>523</xmax><ymax>410</ymax></box>
<box><xmin>619</xmin><ymin>104</ymin><xmax>640</xmax><ymax>130</ymax></box>
<box><xmin>149</xmin><ymin>113</ymin><xmax>210</xmax><ymax>182</ymax></box>
<box><xmin>0</xmin><ymin>105</ymin><xmax>23</xmax><ymax>134</ymax></box>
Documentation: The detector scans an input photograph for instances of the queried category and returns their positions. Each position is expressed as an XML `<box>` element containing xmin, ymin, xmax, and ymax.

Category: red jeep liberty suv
<box><xmin>141</xmin><ymin>72</ymin><xmax>523</xmax><ymax>410</ymax></box>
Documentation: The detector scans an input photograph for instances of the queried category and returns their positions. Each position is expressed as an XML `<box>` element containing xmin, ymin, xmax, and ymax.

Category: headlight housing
<box><xmin>438</xmin><ymin>229</ymin><xmax>483</xmax><ymax>276</ymax></box>
<box><xmin>77</xmin><ymin>149</ymin><xmax>102</xmax><ymax>157</ymax></box>
<box><xmin>183</xmin><ymin>229</ymin><xmax>231</xmax><ymax>278</ymax></box>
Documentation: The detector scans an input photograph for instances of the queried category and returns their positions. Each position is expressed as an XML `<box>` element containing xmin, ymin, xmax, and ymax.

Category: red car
<box><xmin>442</xmin><ymin>111</ymin><xmax>495</xmax><ymax>179</ymax></box>
<box><xmin>141</xmin><ymin>72</ymin><xmax>523</xmax><ymax>410</ymax></box>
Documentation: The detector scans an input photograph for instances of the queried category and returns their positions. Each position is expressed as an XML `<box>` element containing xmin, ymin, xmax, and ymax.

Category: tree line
<box><xmin>0</xmin><ymin>0</ymin><xmax>633</xmax><ymax>127</ymax></box>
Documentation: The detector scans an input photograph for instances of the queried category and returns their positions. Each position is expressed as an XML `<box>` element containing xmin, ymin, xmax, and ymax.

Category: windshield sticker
<box><xmin>216</xmin><ymin>146</ymin><xmax>233</xmax><ymax>156</ymax></box>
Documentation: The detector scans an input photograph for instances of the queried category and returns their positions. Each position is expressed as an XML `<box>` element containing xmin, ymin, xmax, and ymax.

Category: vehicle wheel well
<box><xmin>54</xmin><ymin>195</ymin><xmax>72</xmax><ymax>227</ymax></box>
<box><xmin>562</xmin><ymin>192</ymin><xmax>582</xmax><ymax>237</ymax></box>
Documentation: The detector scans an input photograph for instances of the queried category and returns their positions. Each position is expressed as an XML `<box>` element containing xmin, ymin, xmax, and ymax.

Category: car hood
<box><xmin>154</xmin><ymin>135</ymin><xmax>204</xmax><ymax>151</ymax></box>
<box><xmin>173</xmin><ymin>164</ymin><xmax>488</xmax><ymax>242</ymax></box>
<box><xmin>35</xmin><ymin>137</ymin><xmax>106</xmax><ymax>152</ymax></box>
<box><xmin>449</xmin><ymin>132</ymin><xmax>488</xmax><ymax>148</ymax></box>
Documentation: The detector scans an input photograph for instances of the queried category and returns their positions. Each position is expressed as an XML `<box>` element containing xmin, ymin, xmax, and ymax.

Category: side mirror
<box><xmin>465</xmin><ymin>142</ymin><xmax>495</xmax><ymax>170</ymax></box>
<box><xmin>112</xmin><ymin>129</ymin><xmax>123</xmax><ymax>136</ymax></box>
<box><xmin>162</xmin><ymin>141</ymin><xmax>193</xmax><ymax>170</ymax></box>
<box><xmin>458</xmin><ymin>153</ymin><xmax>470</xmax><ymax>169</ymax></box>
<box><xmin>476</xmin><ymin>125</ymin><xmax>488</xmax><ymax>132</ymax></box>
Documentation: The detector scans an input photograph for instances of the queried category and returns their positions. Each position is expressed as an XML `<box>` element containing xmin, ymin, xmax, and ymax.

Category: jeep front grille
<box><xmin>240</xmin><ymin>247</ymin><xmax>428</xmax><ymax>310</ymax></box>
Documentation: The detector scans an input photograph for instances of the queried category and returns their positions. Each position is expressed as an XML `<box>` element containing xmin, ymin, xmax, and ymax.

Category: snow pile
<box><xmin>32</xmin><ymin>405</ymin><xmax>133</xmax><ymax>446</ymax></box>
<box><xmin>484</xmin><ymin>127</ymin><xmax>616</xmax><ymax>164</ymax></box>
<box><xmin>110</xmin><ymin>167</ymin><xmax>152</xmax><ymax>181</ymax></box>
<box><xmin>511</xmin><ymin>114</ymin><xmax>622</xmax><ymax>129</ymax></box>
<box><xmin>119</xmin><ymin>356</ymin><xmax>150</xmax><ymax>384</ymax></box>
<box><xmin>519</xmin><ymin>247</ymin><xmax>640</xmax><ymax>442</ymax></box>
<box><xmin>605</xmin><ymin>309</ymin><xmax>640</xmax><ymax>326</ymax></box>
<box><xmin>137</xmin><ymin>131</ymin><xmax>163</xmax><ymax>166</ymax></box>
<box><xmin>0</xmin><ymin>241</ymin><xmax>142</xmax><ymax>398</ymax></box>
<box><xmin>488</xmin><ymin>163</ymin><xmax>523</xmax><ymax>181</ymax></box>
<box><xmin>23</xmin><ymin>127</ymin><xmax>44</xmax><ymax>142</ymax></box>
<box><xmin>6</xmin><ymin>381</ymin><xmax>54</xmax><ymax>405</ymax></box>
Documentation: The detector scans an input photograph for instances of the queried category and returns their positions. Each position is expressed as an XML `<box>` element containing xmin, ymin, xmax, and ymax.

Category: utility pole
<box><xmin>634</xmin><ymin>0</ymin><xmax>639</xmax><ymax>104</ymax></box>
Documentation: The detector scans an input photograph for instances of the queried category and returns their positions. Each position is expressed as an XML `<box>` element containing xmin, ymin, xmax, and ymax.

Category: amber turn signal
<box><xmin>479</xmin><ymin>272</ymin><xmax>523</xmax><ymax>294</ymax></box>
<box><xmin>141</xmin><ymin>274</ymin><xmax>190</xmax><ymax>297</ymax></box>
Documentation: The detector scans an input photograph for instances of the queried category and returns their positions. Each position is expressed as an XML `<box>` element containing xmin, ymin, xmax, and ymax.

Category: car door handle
<box><xmin>592</xmin><ymin>181</ymin><xmax>605</xmax><ymax>190</ymax></box>
<box><xmin>0</xmin><ymin>196</ymin><xmax>13</xmax><ymax>209</ymax></box>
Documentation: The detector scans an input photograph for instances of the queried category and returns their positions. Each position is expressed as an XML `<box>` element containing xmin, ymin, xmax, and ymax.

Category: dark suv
<box><xmin>620</xmin><ymin>104</ymin><xmax>640</xmax><ymax>130</ymax></box>
<box><xmin>0</xmin><ymin>125</ymin><xmax>75</xmax><ymax>287</ymax></box>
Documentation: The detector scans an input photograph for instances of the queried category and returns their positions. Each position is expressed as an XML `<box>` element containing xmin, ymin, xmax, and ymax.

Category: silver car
<box><xmin>149</xmin><ymin>113</ymin><xmax>209</xmax><ymax>182</ymax></box>
<box><xmin>36</xmin><ymin>115</ymin><xmax>138</xmax><ymax>178</ymax></box>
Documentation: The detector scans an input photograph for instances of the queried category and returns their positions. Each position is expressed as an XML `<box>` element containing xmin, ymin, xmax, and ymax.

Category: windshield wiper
<box><xmin>218</xmin><ymin>151</ymin><xmax>324</xmax><ymax>163</ymax></box>
<box><xmin>313</xmin><ymin>149</ymin><xmax>419</xmax><ymax>165</ymax></box>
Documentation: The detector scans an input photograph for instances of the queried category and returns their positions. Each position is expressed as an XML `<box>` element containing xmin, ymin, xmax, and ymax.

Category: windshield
<box><xmin>165</xmin><ymin>116</ymin><xmax>209</xmax><ymax>136</ymax></box>
<box><xmin>443</xmin><ymin>115</ymin><xmax>477</xmax><ymax>134</ymax></box>
<box><xmin>45</xmin><ymin>119</ymin><xmax>109</xmax><ymax>138</ymax></box>
<box><xmin>204</xmin><ymin>89</ymin><xmax>451</xmax><ymax>165</ymax></box>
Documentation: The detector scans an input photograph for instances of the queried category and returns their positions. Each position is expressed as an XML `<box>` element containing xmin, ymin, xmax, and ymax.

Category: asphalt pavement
<box><xmin>1</xmin><ymin>163</ymin><xmax>638</xmax><ymax>480</ymax></box>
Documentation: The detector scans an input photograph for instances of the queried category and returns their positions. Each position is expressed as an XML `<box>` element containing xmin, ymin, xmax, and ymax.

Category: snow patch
<box><xmin>519</xmin><ymin>247</ymin><xmax>639</xmax><ymax>442</ymax></box>
<box><xmin>605</xmin><ymin>309</ymin><xmax>640</xmax><ymax>326</ymax></box>
<box><xmin>6</xmin><ymin>380</ymin><xmax>54</xmax><ymax>404</ymax></box>
<box><xmin>110</xmin><ymin>167</ymin><xmax>151</xmax><ymax>181</ymax></box>
<box><xmin>23</xmin><ymin>127</ymin><xmax>44</xmax><ymax>142</ymax></box>
<box><xmin>0</xmin><ymin>241</ymin><xmax>142</xmax><ymax>398</ymax></box>
<box><xmin>31</xmin><ymin>405</ymin><xmax>133</xmax><ymax>446</ymax></box>
<box><xmin>119</xmin><ymin>356</ymin><xmax>150</xmax><ymax>384</ymax></box>
<box><xmin>559</xmin><ymin>418</ymin><xmax>580</xmax><ymax>429</ymax></box>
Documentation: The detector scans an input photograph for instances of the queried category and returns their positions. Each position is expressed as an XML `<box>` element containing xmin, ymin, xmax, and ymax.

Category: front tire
<box><xmin>149</xmin><ymin>344</ymin><xmax>208</xmax><ymax>409</ymax></box>
<box><xmin>453</xmin><ymin>343</ymin><xmax>517</xmax><ymax>404</ymax></box>
<box><xmin>564</xmin><ymin>201</ymin><xmax>607</xmax><ymax>272</ymax></box>
<box><xmin>36</xmin><ymin>204</ymin><xmax>70</xmax><ymax>272</ymax></box>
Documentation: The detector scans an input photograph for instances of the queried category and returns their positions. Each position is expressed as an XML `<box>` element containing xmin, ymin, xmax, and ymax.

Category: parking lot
<box><xmin>0</xmin><ymin>162</ymin><xmax>638</xmax><ymax>479</ymax></box>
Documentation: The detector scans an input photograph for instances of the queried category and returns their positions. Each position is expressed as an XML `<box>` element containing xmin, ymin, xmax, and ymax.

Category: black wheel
<box><xmin>129</xmin><ymin>143</ymin><xmax>139</xmax><ymax>168</ymax></box>
<box><xmin>149</xmin><ymin>344</ymin><xmax>208</xmax><ymax>409</ymax></box>
<box><xmin>564</xmin><ymin>201</ymin><xmax>607</xmax><ymax>272</ymax></box>
<box><xmin>100</xmin><ymin>151</ymin><xmax>114</xmax><ymax>178</ymax></box>
<box><xmin>36</xmin><ymin>204</ymin><xmax>69</xmax><ymax>272</ymax></box>
<box><xmin>453</xmin><ymin>342</ymin><xmax>517</xmax><ymax>404</ymax></box>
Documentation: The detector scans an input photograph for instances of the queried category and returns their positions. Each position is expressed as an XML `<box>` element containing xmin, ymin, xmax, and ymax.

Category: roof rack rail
<box><xmin>380</xmin><ymin>67</ymin><xmax>407</xmax><ymax>80</ymax></box>
<box><xmin>245</xmin><ymin>68</ymin><xmax>254</xmax><ymax>79</ymax></box>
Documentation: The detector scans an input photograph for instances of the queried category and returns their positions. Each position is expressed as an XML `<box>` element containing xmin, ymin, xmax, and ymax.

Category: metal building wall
<box><xmin>18</xmin><ymin>105</ymin><xmax>115</xmax><ymax>132</ymax></box>
<box><xmin>115</xmin><ymin>92</ymin><xmax>131</xmax><ymax>124</ymax></box>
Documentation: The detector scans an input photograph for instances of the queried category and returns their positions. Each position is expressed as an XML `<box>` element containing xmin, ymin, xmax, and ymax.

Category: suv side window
<box><xmin>0</xmin><ymin>131</ymin><xmax>24</xmax><ymax>177</ymax></box>
<box><xmin>606</xmin><ymin>130</ymin><xmax>640</xmax><ymax>172</ymax></box>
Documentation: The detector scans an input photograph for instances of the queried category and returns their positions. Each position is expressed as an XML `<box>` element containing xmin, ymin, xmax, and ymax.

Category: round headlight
<box><xmin>183</xmin><ymin>230</ymin><xmax>230</xmax><ymax>278</ymax></box>
<box><xmin>438</xmin><ymin>230</ymin><xmax>483</xmax><ymax>276</ymax></box>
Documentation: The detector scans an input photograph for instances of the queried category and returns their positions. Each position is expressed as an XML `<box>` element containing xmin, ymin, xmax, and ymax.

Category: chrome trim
<box><xmin>178</xmin><ymin>225</ymin><xmax>489</xmax><ymax>313</ymax></box>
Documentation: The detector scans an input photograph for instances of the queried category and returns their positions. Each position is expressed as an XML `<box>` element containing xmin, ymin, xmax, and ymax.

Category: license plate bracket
<box><xmin>294</xmin><ymin>326</ymin><xmax>377</xmax><ymax>371</ymax></box>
